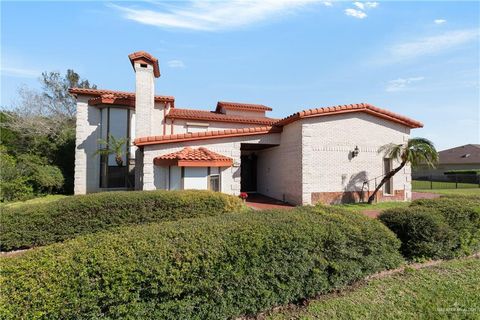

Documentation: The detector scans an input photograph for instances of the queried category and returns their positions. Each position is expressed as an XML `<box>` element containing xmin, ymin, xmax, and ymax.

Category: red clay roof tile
<box><xmin>215</xmin><ymin>101</ymin><xmax>272</xmax><ymax>113</ymax></box>
<box><xmin>154</xmin><ymin>147</ymin><xmax>233</xmax><ymax>167</ymax></box>
<box><xmin>69</xmin><ymin>88</ymin><xmax>175</xmax><ymax>104</ymax></box>
<box><xmin>128</xmin><ymin>51</ymin><xmax>160</xmax><ymax>78</ymax></box>
<box><xmin>166</xmin><ymin>108</ymin><xmax>277</xmax><ymax>125</ymax></box>
<box><xmin>135</xmin><ymin>126</ymin><xmax>282</xmax><ymax>146</ymax></box>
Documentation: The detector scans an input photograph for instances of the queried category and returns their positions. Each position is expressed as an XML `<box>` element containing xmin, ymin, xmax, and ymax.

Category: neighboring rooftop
<box><xmin>438</xmin><ymin>144</ymin><xmax>480</xmax><ymax>164</ymax></box>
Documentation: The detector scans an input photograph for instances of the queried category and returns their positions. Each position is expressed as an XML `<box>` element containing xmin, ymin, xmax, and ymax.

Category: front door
<box><xmin>241</xmin><ymin>154</ymin><xmax>257</xmax><ymax>192</ymax></box>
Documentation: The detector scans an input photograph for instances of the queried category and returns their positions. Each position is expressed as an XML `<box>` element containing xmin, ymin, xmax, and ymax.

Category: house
<box><xmin>69</xmin><ymin>51</ymin><xmax>423</xmax><ymax>205</ymax></box>
<box><xmin>413</xmin><ymin>144</ymin><xmax>480</xmax><ymax>180</ymax></box>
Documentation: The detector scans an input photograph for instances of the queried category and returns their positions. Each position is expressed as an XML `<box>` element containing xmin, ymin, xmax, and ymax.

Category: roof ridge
<box><xmin>276</xmin><ymin>103</ymin><xmax>422</xmax><ymax>128</ymax></box>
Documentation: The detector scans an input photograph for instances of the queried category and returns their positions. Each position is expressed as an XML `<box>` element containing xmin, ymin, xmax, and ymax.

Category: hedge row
<box><xmin>0</xmin><ymin>208</ymin><xmax>403</xmax><ymax>319</ymax></box>
<box><xmin>379</xmin><ymin>197</ymin><xmax>480</xmax><ymax>260</ymax></box>
<box><xmin>0</xmin><ymin>190</ymin><xmax>243</xmax><ymax>251</ymax></box>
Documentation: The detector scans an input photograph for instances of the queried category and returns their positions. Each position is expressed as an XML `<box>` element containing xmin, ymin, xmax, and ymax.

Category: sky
<box><xmin>1</xmin><ymin>0</ymin><xmax>479</xmax><ymax>150</ymax></box>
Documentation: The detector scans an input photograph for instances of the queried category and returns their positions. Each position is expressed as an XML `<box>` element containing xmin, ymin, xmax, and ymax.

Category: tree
<box><xmin>367</xmin><ymin>138</ymin><xmax>438</xmax><ymax>204</ymax></box>
<box><xmin>95</xmin><ymin>134</ymin><xmax>127</xmax><ymax>167</ymax></box>
<box><xmin>0</xmin><ymin>69</ymin><xmax>95</xmax><ymax>195</ymax></box>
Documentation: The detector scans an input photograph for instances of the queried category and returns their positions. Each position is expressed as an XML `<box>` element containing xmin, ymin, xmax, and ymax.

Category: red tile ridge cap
<box><xmin>276</xmin><ymin>103</ymin><xmax>423</xmax><ymax>128</ymax></box>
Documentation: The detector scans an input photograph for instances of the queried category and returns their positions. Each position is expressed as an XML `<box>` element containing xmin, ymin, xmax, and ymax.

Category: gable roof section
<box><xmin>134</xmin><ymin>126</ymin><xmax>282</xmax><ymax>146</ymax></box>
<box><xmin>276</xmin><ymin>103</ymin><xmax>423</xmax><ymax>128</ymax></box>
<box><xmin>215</xmin><ymin>101</ymin><xmax>273</xmax><ymax>113</ymax></box>
<box><xmin>69</xmin><ymin>88</ymin><xmax>175</xmax><ymax>104</ymax></box>
<box><xmin>439</xmin><ymin>144</ymin><xmax>480</xmax><ymax>164</ymax></box>
<box><xmin>166</xmin><ymin>108</ymin><xmax>278</xmax><ymax>125</ymax></box>
<box><xmin>154</xmin><ymin>147</ymin><xmax>233</xmax><ymax>167</ymax></box>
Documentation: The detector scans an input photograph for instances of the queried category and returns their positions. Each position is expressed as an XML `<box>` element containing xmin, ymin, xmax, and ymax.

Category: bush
<box><xmin>0</xmin><ymin>190</ymin><xmax>243</xmax><ymax>251</ymax></box>
<box><xmin>0</xmin><ymin>208</ymin><xmax>403</xmax><ymax>319</ymax></box>
<box><xmin>379</xmin><ymin>197</ymin><xmax>480</xmax><ymax>260</ymax></box>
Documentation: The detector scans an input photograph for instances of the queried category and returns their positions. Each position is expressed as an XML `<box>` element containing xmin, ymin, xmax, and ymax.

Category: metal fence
<box><xmin>413</xmin><ymin>173</ymin><xmax>480</xmax><ymax>190</ymax></box>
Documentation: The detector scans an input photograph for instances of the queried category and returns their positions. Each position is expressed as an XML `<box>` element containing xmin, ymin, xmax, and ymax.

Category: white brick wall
<box><xmin>300</xmin><ymin>113</ymin><xmax>411</xmax><ymax>204</ymax></box>
<box><xmin>256</xmin><ymin>121</ymin><xmax>303</xmax><ymax>204</ymax></box>
<box><xmin>74</xmin><ymin>96</ymin><xmax>101</xmax><ymax>194</ymax></box>
<box><xmin>134</xmin><ymin>61</ymin><xmax>156</xmax><ymax>138</ymax></box>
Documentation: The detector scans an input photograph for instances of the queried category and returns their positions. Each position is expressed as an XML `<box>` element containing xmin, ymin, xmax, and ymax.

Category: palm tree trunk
<box><xmin>367</xmin><ymin>160</ymin><xmax>407</xmax><ymax>204</ymax></box>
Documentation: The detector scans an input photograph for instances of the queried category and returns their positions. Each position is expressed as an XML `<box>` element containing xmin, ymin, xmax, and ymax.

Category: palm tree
<box><xmin>95</xmin><ymin>134</ymin><xmax>127</xmax><ymax>167</ymax></box>
<box><xmin>367</xmin><ymin>137</ymin><xmax>438</xmax><ymax>204</ymax></box>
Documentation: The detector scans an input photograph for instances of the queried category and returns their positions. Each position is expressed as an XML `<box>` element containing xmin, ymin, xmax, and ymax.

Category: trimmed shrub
<box><xmin>0</xmin><ymin>190</ymin><xmax>243</xmax><ymax>251</ymax></box>
<box><xmin>0</xmin><ymin>208</ymin><xmax>403</xmax><ymax>319</ymax></box>
<box><xmin>379</xmin><ymin>197</ymin><xmax>480</xmax><ymax>260</ymax></box>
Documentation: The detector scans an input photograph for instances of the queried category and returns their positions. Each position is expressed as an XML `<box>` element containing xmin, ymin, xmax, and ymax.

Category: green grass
<box><xmin>0</xmin><ymin>195</ymin><xmax>67</xmax><ymax>209</ymax></box>
<box><xmin>268</xmin><ymin>256</ymin><xmax>480</xmax><ymax>320</ymax></box>
<box><xmin>413</xmin><ymin>180</ymin><xmax>479</xmax><ymax>190</ymax></box>
<box><xmin>415</xmin><ymin>189</ymin><xmax>480</xmax><ymax>196</ymax></box>
<box><xmin>334</xmin><ymin>201</ymin><xmax>410</xmax><ymax>213</ymax></box>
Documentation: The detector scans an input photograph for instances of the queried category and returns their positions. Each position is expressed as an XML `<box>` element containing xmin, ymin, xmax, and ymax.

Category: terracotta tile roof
<box><xmin>68</xmin><ymin>88</ymin><xmax>175</xmax><ymax>104</ymax></box>
<box><xmin>215</xmin><ymin>101</ymin><xmax>273</xmax><ymax>113</ymax></box>
<box><xmin>154</xmin><ymin>147</ymin><xmax>233</xmax><ymax>167</ymax></box>
<box><xmin>276</xmin><ymin>103</ymin><xmax>423</xmax><ymax>128</ymax></box>
<box><xmin>134</xmin><ymin>126</ymin><xmax>282</xmax><ymax>146</ymax></box>
<box><xmin>166</xmin><ymin>108</ymin><xmax>278</xmax><ymax>125</ymax></box>
<box><xmin>128</xmin><ymin>51</ymin><xmax>160</xmax><ymax>78</ymax></box>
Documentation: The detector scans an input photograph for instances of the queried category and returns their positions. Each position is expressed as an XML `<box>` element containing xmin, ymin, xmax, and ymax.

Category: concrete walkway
<box><xmin>245</xmin><ymin>193</ymin><xmax>294</xmax><ymax>210</ymax></box>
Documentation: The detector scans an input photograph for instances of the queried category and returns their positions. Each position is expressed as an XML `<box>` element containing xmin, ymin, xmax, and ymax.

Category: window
<box><xmin>383</xmin><ymin>158</ymin><xmax>393</xmax><ymax>195</ymax></box>
<box><xmin>208</xmin><ymin>167</ymin><xmax>221</xmax><ymax>192</ymax></box>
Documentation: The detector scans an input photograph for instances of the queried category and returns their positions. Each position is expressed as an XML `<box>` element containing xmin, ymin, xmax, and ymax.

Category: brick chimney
<box><xmin>128</xmin><ymin>51</ymin><xmax>160</xmax><ymax>138</ymax></box>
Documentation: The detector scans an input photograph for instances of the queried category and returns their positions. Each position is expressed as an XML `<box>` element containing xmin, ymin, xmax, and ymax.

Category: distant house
<box><xmin>69</xmin><ymin>51</ymin><xmax>423</xmax><ymax>204</ymax></box>
<box><xmin>413</xmin><ymin>144</ymin><xmax>480</xmax><ymax>179</ymax></box>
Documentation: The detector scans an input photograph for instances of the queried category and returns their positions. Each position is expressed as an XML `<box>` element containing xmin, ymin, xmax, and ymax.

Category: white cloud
<box><xmin>322</xmin><ymin>1</ymin><xmax>333</xmax><ymax>6</ymax></box>
<box><xmin>434</xmin><ymin>19</ymin><xmax>446</xmax><ymax>25</ymax></box>
<box><xmin>365</xmin><ymin>2</ymin><xmax>378</xmax><ymax>8</ymax></box>
<box><xmin>353</xmin><ymin>2</ymin><xmax>364</xmax><ymax>10</ymax></box>
<box><xmin>111</xmin><ymin>0</ymin><xmax>321</xmax><ymax>31</ymax></box>
<box><xmin>387</xmin><ymin>29</ymin><xmax>479</xmax><ymax>62</ymax></box>
<box><xmin>167</xmin><ymin>59</ymin><xmax>186</xmax><ymax>68</ymax></box>
<box><xmin>346</xmin><ymin>1</ymin><xmax>377</xmax><ymax>19</ymax></box>
<box><xmin>345</xmin><ymin>8</ymin><xmax>367</xmax><ymax>19</ymax></box>
<box><xmin>386</xmin><ymin>77</ymin><xmax>424</xmax><ymax>92</ymax></box>
<box><xmin>0</xmin><ymin>66</ymin><xmax>39</xmax><ymax>78</ymax></box>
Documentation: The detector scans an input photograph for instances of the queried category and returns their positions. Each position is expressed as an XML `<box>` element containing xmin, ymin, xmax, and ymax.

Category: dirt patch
<box><xmin>0</xmin><ymin>248</ymin><xmax>31</xmax><ymax>258</ymax></box>
<box><xmin>412</xmin><ymin>192</ymin><xmax>441</xmax><ymax>200</ymax></box>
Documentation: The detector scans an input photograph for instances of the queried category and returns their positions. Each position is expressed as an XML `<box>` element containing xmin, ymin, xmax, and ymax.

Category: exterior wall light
<box><xmin>352</xmin><ymin>146</ymin><xmax>360</xmax><ymax>158</ymax></box>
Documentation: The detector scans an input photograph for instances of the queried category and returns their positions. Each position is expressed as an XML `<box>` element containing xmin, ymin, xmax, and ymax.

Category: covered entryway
<box><xmin>240</xmin><ymin>143</ymin><xmax>278</xmax><ymax>194</ymax></box>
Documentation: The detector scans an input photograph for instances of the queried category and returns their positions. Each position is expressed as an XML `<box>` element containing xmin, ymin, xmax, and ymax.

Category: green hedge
<box><xmin>0</xmin><ymin>190</ymin><xmax>243</xmax><ymax>251</ymax></box>
<box><xmin>379</xmin><ymin>197</ymin><xmax>480</xmax><ymax>260</ymax></box>
<box><xmin>0</xmin><ymin>208</ymin><xmax>403</xmax><ymax>319</ymax></box>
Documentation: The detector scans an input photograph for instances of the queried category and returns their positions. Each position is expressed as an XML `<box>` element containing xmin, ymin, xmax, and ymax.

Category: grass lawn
<box><xmin>414</xmin><ymin>189</ymin><xmax>480</xmax><ymax>197</ymax></box>
<box><xmin>334</xmin><ymin>201</ymin><xmax>410</xmax><ymax>213</ymax></box>
<box><xmin>413</xmin><ymin>180</ymin><xmax>479</xmax><ymax>190</ymax></box>
<box><xmin>268</xmin><ymin>256</ymin><xmax>480</xmax><ymax>320</ymax></box>
<box><xmin>0</xmin><ymin>194</ymin><xmax>67</xmax><ymax>209</ymax></box>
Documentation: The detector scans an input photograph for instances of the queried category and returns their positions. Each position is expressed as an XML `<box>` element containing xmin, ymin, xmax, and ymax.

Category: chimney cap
<box><xmin>128</xmin><ymin>51</ymin><xmax>160</xmax><ymax>78</ymax></box>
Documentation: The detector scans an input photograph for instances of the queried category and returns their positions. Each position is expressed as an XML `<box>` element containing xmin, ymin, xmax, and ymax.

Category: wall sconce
<box><xmin>351</xmin><ymin>145</ymin><xmax>360</xmax><ymax>158</ymax></box>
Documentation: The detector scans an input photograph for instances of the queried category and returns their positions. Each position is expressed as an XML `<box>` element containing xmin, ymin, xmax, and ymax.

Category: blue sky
<box><xmin>1</xmin><ymin>0</ymin><xmax>479</xmax><ymax>150</ymax></box>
